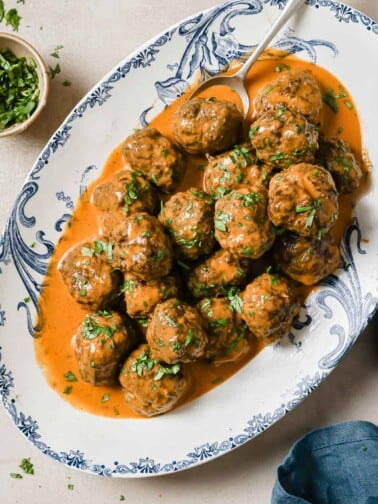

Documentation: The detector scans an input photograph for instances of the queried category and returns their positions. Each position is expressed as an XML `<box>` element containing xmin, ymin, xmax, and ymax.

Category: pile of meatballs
<box><xmin>59</xmin><ymin>69</ymin><xmax>363</xmax><ymax>417</ymax></box>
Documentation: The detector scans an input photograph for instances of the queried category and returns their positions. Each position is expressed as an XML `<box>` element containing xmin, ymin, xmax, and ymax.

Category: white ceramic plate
<box><xmin>0</xmin><ymin>0</ymin><xmax>377</xmax><ymax>477</ymax></box>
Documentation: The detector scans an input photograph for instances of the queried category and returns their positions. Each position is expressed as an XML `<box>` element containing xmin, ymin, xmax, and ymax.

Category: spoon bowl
<box><xmin>189</xmin><ymin>0</ymin><xmax>305</xmax><ymax>116</ymax></box>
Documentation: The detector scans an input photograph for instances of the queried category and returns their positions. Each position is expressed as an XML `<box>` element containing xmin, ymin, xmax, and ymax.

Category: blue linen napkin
<box><xmin>271</xmin><ymin>420</ymin><xmax>378</xmax><ymax>504</ymax></box>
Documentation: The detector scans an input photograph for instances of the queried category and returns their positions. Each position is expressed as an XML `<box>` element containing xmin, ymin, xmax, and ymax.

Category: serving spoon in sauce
<box><xmin>189</xmin><ymin>0</ymin><xmax>305</xmax><ymax>115</ymax></box>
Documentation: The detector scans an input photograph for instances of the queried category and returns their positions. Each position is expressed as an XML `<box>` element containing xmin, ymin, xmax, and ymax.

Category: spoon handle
<box><xmin>236</xmin><ymin>0</ymin><xmax>306</xmax><ymax>81</ymax></box>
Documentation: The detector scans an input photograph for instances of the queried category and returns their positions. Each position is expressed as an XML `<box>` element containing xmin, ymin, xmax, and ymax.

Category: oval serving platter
<box><xmin>0</xmin><ymin>0</ymin><xmax>377</xmax><ymax>477</ymax></box>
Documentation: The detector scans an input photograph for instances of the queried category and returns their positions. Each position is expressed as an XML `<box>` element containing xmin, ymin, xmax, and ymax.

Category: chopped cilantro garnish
<box><xmin>101</xmin><ymin>393</ymin><xmax>110</xmax><ymax>403</ymax></box>
<box><xmin>50</xmin><ymin>44</ymin><xmax>64</xmax><ymax>59</ymax></box>
<box><xmin>48</xmin><ymin>62</ymin><xmax>61</xmax><ymax>79</ymax></box>
<box><xmin>64</xmin><ymin>370</ymin><xmax>77</xmax><ymax>382</ymax></box>
<box><xmin>154</xmin><ymin>363</ymin><xmax>181</xmax><ymax>381</ymax></box>
<box><xmin>19</xmin><ymin>458</ymin><xmax>34</xmax><ymax>475</ymax></box>
<box><xmin>10</xmin><ymin>472</ymin><xmax>22</xmax><ymax>479</ymax></box>
<box><xmin>0</xmin><ymin>48</ymin><xmax>39</xmax><ymax>131</ymax></box>
<box><xmin>130</xmin><ymin>350</ymin><xmax>155</xmax><ymax>376</ymax></box>
<box><xmin>5</xmin><ymin>8</ymin><xmax>21</xmax><ymax>31</ymax></box>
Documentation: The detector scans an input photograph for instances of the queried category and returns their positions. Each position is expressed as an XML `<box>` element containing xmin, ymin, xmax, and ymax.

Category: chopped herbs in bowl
<box><xmin>0</xmin><ymin>32</ymin><xmax>49</xmax><ymax>137</ymax></box>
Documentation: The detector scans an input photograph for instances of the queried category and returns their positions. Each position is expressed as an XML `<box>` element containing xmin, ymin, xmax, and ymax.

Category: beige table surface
<box><xmin>0</xmin><ymin>1</ymin><xmax>377</xmax><ymax>503</ymax></box>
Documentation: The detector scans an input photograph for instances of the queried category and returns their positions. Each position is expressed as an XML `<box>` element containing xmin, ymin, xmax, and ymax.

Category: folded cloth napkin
<box><xmin>271</xmin><ymin>420</ymin><xmax>378</xmax><ymax>504</ymax></box>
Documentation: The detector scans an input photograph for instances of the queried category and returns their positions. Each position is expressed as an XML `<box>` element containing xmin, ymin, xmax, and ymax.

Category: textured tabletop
<box><xmin>0</xmin><ymin>1</ymin><xmax>377</xmax><ymax>503</ymax></box>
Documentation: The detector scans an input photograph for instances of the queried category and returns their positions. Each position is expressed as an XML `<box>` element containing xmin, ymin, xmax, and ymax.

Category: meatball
<box><xmin>146</xmin><ymin>298</ymin><xmax>208</xmax><ymax>364</ymax></box>
<box><xmin>317</xmin><ymin>137</ymin><xmax>363</xmax><ymax>193</ymax></box>
<box><xmin>72</xmin><ymin>310</ymin><xmax>133</xmax><ymax>385</ymax></box>
<box><xmin>275</xmin><ymin>232</ymin><xmax>340</xmax><ymax>285</ymax></box>
<box><xmin>249</xmin><ymin>110</ymin><xmax>318</xmax><ymax>168</ymax></box>
<box><xmin>91</xmin><ymin>169</ymin><xmax>157</xmax><ymax>214</ymax></box>
<box><xmin>214</xmin><ymin>187</ymin><xmax>275</xmax><ymax>259</ymax></box>
<box><xmin>241</xmin><ymin>273</ymin><xmax>300</xmax><ymax>340</ymax></box>
<box><xmin>197</xmin><ymin>297</ymin><xmax>251</xmax><ymax>365</ymax></box>
<box><xmin>122</xmin><ymin>127</ymin><xmax>185</xmax><ymax>192</ymax></box>
<box><xmin>59</xmin><ymin>237</ymin><xmax>118</xmax><ymax>310</ymax></box>
<box><xmin>254</xmin><ymin>69</ymin><xmax>323</xmax><ymax>124</ymax></box>
<box><xmin>172</xmin><ymin>97</ymin><xmax>243</xmax><ymax>155</ymax></box>
<box><xmin>119</xmin><ymin>344</ymin><xmax>189</xmax><ymax>417</ymax></box>
<box><xmin>111</xmin><ymin>212</ymin><xmax>173</xmax><ymax>279</ymax></box>
<box><xmin>123</xmin><ymin>273</ymin><xmax>178</xmax><ymax>318</ymax></box>
<box><xmin>268</xmin><ymin>163</ymin><xmax>339</xmax><ymax>238</ymax></box>
<box><xmin>187</xmin><ymin>248</ymin><xmax>250</xmax><ymax>298</ymax></box>
<box><xmin>203</xmin><ymin>143</ymin><xmax>271</xmax><ymax>198</ymax></box>
<box><xmin>159</xmin><ymin>188</ymin><xmax>216</xmax><ymax>260</ymax></box>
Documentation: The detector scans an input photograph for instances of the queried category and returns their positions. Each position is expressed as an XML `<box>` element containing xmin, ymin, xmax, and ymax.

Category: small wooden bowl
<box><xmin>0</xmin><ymin>32</ymin><xmax>50</xmax><ymax>138</ymax></box>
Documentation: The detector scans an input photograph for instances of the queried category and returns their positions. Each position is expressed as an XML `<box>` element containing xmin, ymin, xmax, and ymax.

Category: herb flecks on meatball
<box><xmin>159</xmin><ymin>188</ymin><xmax>216</xmax><ymax>261</ymax></box>
<box><xmin>198</xmin><ymin>297</ymin><xmax>251</xmax><ymax>365</ymax></box>
<box><xmin>249</xmin><ymin>110</ymin><xmax>319</xmax><ymax>169</ymax></box>
<box><xmin>317</xmin><ymin>137</ymin><xmax>363</xmax><ymax>193</ymax></box>
<box><xmin>111</xmin><ymin>212</ymin><xmax>173</xmax><ymax>279</ymax></box>
<box><xmin>275</xmin><ymin>232</ymin><xmax>341</xmax><ymax>285</ymax></box>
<box><xmin>119</xmin><ymin>344</ymin><xmax>189</xmax><ymax>417</ymax></box>
<box><xmin>172</xmin><ymin>97</ymin><xmax>243</xmax><ymax>155</ymax></box>
<box><xmin>122</xmin><ymin>127</ymin><xmax>185</xmax><ymax>193</ymax></box>
<box><xmin>187</xmin><ymin>248</ymin><xmax>250</xmax><ymax>298</ymax></box>
<box><xmin>72</xmin><ymin>310</ymin><xmax>133</xmax><ymax>386</ymax></box>
<box><xmin>254</xmin><ymin>69</ymin><xmax>323</xmax><ymax>124</ymax></box>
<box><xmin>146</xmin><ymin>298</ymin><xmax>208</xmax><ymax>364</ymax></box>
<box><xmin>59</xmin><ymin>237</ymin><xmax>118</xmax><ymax>310</ymax></box>
<box><xmin>123</xmin><ymin>273</ymin><xmax>178</xmax><ymax>318</ymax></box>
<box><xmin>268</xmin><ymin>163</ymin><xmax>339</xmax><ymax>238</ymax></box>
<box><xmin>241</xmin><ymin>272</ymin><xmax>300</xmax><ymax>340</ymax></box>
<box><xmin>214</xmin><ymin>187</ymin><xmax>275</xmax><ymax>259</ymax></box>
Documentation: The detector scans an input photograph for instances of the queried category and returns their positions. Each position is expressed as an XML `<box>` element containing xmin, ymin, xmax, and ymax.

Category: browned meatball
<box><xmin>122</xmin><ymin>127</ymin><xmax>185</xmax><ymax>192</ymax></box>
<box><xmin>214</xmin><ymin>187</ymin><xmax>275</xmax><ymax>259</ymax></box>
<box><xmin>72</xmin><ymin>310</ymin><xmax>133</xmax><ymax>385</ymax></box>
<box><xmin>172</xmin><ymin>97</ymin><xmax>243</xmax><ymax>155</ymax></box>
<box><xmin>159</xmin><ymin>188</ymin><xmax>216</xmax><ymax>260</ymax></box>
<box><xmin>317</xmin><ymin>137</ymin><xmax>363</xmax><ymax>193</ymax></box>
<box><xmin>91</xmin><ymin>169</ymin><xmax>157</xmax><ymax>214</ymax></box>
<box><xmin>254</xmin><ymin>69</ymin><xmax>323</xmax><ymax>124</ymax></box>
<box><xmin>146</xmin><ymin>298</ymin><xmax>208</xmax><ymax>364</ymax></box>
<box><xmin>203</xmin><ymin>143</ymin><xmax>271</xmax><ymax>198</ymax></box>
<box><xmin>197</xmin><ymin>297</ymin><xmax>251</xmax><ymax>365</ymax></box>
<box><xmin>59</xmin><ymin>237</ymin><xmax>118</xmax><ymax>310</ymax></box>
<box><xmin>241</xmin><ymin>273</ymin><xmax>300</xmax><ymax>340</ymax></box>
<box><xmin>111</xmin><ymin>213</ymin><xmax>173</xmax><ymax>279</ymax></box>
<box><xmin>187</xmin><ymin>248</ymin><xmax>250</xmax><ymax>298</ymax></box>
<box><xmin>119</xmin><ymin>344</ymin><xmax>189</xmax><ymax>417</ymax></box>
<box><xmin>123</xmin><ymin>273</ymin><xmax>178</xmax><ymax>318</ymax></box>
<box><xmin>249</xmin><ymin>110</ymin><xmax>318</xmax><ymax>169</ymax></box>
<box><xmin>268</xmin><ymin>163</ymin><xmax>339</xmax><ymax>238</ymax></box>
<box><xmin>275</xmin><ymin>232</ymin><xmax>340</xmax><ymax>285</ymax></box>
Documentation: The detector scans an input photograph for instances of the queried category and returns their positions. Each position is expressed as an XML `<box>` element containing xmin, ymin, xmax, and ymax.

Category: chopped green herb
<box><xmin>67</xmin><ymin>484</ymin><xmax>74</xmax><ymax>490</ymax></box>
<box><xmin>0</xmin><ymin>1</ymin><xmax>5</xmax><ymax>22</ymax></box>
<box><xmin>62</xmin><ymin>80</ymin><xmax>71</xmax><ymax>87</ymax></box>
<box><xmin>79</xmin><ymin>288</ymin><xmax>87</xmax><ymax>297</ymax></box>
<box><xmin>101</xmin><ymin>394</ymin><xmax>110</xmax><ymax>403</ymax></box>
<box><xmin>164</xmin><ymin>314</ymin><xmax>177</xmax><ymax>327</ymax></box>
<box><xmin>154</xmin><ymin>363</ymin><xmax>181</xmax><ymax>381</ymax></box>
<box><xmin>81</xmin><ymin>313</ymin><xmax>118</xmax><ymax>341</ymax></box>
<box><xmin>185</xmin><ymin>328</ymin><xmax>195</xmax><ymax>346</ymax></box>
<box><xmin>0</xmin><ymin>48</ymin><xmax>39</xmax><ymax>131</ymax></box>
<box><xmin>122</xmin><ymin>278</ymin><xmax>135</xmax><ymax>293</ymax></box>
<box><xmin>64</xmin><ymin>370</ymin><xmax>78</xmax><ymax>382</ymax></box>
<box><xmin>50</xmin><ymin>44</ymin><xmax>64</xmax><ymax>59</ymax></box>
<box><xmin>275</xmin><ymin>63</ymin><xmax>290</xmax><ymax>72</ymax></box>
<box><xmin>361</xmin><ymin>443</ymin><xmax>367</xmax><ymax>451</ymax></box>
<box><xmin>131</xmin><ymin>350</ymin><xmax>155</xmax><ymax>376</ymax></box>
<box><xmin>63</xmin><ymin>386</ymin><xmax>72</xmax><ymax>394</ymax></box>
<box><xmin>23</xmin><ymin>296</ymin><xmax>30</xmax><ymax>303</ymax></box>
<box><xmin>214</xmin><ymin>210</ymin><xmax>232</xmax><ymax>233</ymax></box>
<box><xmin>19</xmin><ymin>458</ymin><xmax>34</xmax><ymax>475</ymax></box>
<box><xmin>223</xmin><ymin>286</ymin><xmax>243</xmax><ymax>313</ymax></box>
<box><xmin>323</xmin><ymin>89</ymin><xmax>339</xmax><ymax>113</ymax></box>
<box><xmin>344</xmin><ymin>99</ymin><xmax>353</xmax><ymax>110</ymax></box>
<box><xmin>249</xmin><ymin>125</ymin><xmax>260</xmax><ymax>139</ymax></box>
<box><xmin>113</xmin><ymin>407</ymin><xmax>120</xmax><ymax>415</ymax></box>
<box><xmin>48</xmin><ymin>62</ymin><xmax>61</xmax><ymax>79</ymax></box>
<box><xmin>5</xmin><ymin>8</ymin><xmax>21</xmax><ymax>31</ymax></box>
<box><xmin>10</xmin><ymin>472</ymin><xmax>22</xmax><ymax>479</ymax></box>
<box><xmin>161</xmin><ymin>147</ymin><xmax>169</xmax><ymax>157</ymax></box>
<box><xmin>120</xmin><ymin>495</ymin><xmax>126</xmax><ymax>501</ymax></box>
<box><xmin>262</xmin><ymin>84</ymin><xmax>275</xmax><ymax>97</ymax></box>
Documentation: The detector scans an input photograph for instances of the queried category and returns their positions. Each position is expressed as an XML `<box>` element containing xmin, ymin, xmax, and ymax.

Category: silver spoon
<box><xmin>189</xmin><ymin>0</ymin><xmax>305</xmax><ymax>115</ymax></box>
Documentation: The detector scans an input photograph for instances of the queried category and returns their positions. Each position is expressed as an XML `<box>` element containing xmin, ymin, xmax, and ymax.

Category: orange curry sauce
<box><xmin>34</xmin><ymin>51</ymin><xmax>368</xmax><ymax>418</ymax></box>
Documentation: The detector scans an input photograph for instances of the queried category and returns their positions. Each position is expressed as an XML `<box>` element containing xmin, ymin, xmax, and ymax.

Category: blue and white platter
<box><xmin>0</xmin><ymin>0</ymin><xmax>377</xmax><ymax>477</ymax></box>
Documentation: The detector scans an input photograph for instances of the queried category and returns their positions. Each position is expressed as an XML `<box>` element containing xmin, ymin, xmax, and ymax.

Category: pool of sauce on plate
<box><xmin>34</xmin><ymin>50</ymin><xmax>369</xmax><ymax>419</ymax></box>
